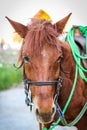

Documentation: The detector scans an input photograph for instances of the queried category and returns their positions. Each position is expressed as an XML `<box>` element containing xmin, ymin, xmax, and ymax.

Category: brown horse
<box><xmin>6</xmin><ymin>13</ymin><xmax>87</xmax><ymax>130</ymax></box>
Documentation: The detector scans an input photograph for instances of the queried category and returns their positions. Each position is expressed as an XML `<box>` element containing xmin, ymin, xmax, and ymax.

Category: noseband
<box><xmin>23</xmin><ymin>76</ymin><xmax>62</xmax><ymax>111</ymax></box>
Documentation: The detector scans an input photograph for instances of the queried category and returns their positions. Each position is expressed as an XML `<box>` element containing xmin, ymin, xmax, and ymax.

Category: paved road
<box><xmin>0</xmin><ymin>84</ymin><xmax>77</xmax><ymax>130</ymax></box>
<box><xmin>0</xmin><ymin>84</ymin><xmax>39</xmax><ymax>130</ymax></box>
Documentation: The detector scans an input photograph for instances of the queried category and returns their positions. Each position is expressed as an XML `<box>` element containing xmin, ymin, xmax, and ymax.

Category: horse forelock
<box><xmin>23</xmin><ymin>18</ymin><xmax>58</xmax><ymax>56</ymax></box>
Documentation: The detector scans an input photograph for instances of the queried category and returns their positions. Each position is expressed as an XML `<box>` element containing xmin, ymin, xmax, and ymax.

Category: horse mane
<box><xmin>24</xmin><ymin>18</ymin><xmax>59</xmax><ymax>56</ymax></box>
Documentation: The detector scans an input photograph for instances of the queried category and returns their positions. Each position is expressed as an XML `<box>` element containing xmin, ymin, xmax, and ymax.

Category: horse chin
<box><xmin>36</xmin><ymin>114</ymin><xmax>54</xmax><ymax>124</ymax></box>
<box><xmin>36</xmin><ymin>116</ymin><xmax>53</xmax><ymax>124</ymax></box>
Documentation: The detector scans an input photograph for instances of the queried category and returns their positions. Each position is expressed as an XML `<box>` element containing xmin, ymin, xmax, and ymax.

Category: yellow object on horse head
<box><xmin>33</xmin><ymin>9</ymin><xmax>52</xmax><ymax>20</ymax></box>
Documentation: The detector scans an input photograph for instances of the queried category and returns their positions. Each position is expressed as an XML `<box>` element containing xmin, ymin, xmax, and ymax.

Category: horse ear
<box><xmin>54</xmin><ymin>13</ymin><xmax>72</xmax><ymax>34</ymax></box>
<box><xmin>5</xmin><ymin>16</ymin><xmax>28</xmax><ymax>38</ymax></box>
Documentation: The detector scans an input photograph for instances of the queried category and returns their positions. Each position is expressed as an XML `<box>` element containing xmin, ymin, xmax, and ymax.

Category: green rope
<box><xmin>61</xmin><ymin>102</ymin><xmax>87</xmax><ymax>126</ymax></box>
<box><xmin>67</xmin><ymin>26</ymin><xmax>87</xmax><ymax>82</ymax></box>
<box><xmin>43</xmin><ymin>26</ymin><xmax>87</xmax><ymax>130</ymax></box>
<box><xmin>43</xmin><ymin>101</ymin><xmax>87</xmax><ymax>130</ymax></box>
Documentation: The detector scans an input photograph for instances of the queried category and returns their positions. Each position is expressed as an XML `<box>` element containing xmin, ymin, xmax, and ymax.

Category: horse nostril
<box><xmin>52</xmin><ymin>107</ymin><xmax>56</xmax><ymax>114</ymax></box>
<box><xmin>36</xmin><ymin>108</ymin><xmax>39</xmax><ymax>115</ymax></box>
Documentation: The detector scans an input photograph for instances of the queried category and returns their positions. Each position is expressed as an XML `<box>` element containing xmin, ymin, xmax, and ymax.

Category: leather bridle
<box><xmin>23</xmin><ymin>75</ymin><xmax>62</xmax><ymax>111</ymax></box>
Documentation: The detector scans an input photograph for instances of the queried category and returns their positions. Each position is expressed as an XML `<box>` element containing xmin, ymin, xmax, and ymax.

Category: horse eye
<box><xmin>24</xmin><ymin>56</ymin><xmax>30</xmax><ymax>62</ymax></box>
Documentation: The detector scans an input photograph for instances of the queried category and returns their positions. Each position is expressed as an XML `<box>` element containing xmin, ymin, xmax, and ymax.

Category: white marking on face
<box><xmin>41</xmin><ymin>49</ymin><xmax>48</xmax><ymax>57</ymax></box>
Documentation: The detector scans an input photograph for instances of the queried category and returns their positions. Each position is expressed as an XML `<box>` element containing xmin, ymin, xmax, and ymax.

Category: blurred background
<box><xmin>0</xmin><ymin>0</ymin><xmax>87</xmax><ymax>50</ymax></box>
<box><xmin>0</xmin><ymin>0</ymin><xmax>86</xmax><ymax>130</ymax></box>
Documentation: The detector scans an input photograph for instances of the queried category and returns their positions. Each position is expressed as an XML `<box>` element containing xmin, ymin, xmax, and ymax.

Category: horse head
<box><xmin>6</xmin><ymin>13</ymin><xmax>72</xmax><ymax>124</ymax></box>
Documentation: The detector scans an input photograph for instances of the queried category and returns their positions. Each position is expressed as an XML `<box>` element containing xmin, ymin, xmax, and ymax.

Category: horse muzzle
<box><xmin>35</xmin><ymin>106</ymin><xmax>56</xmax><ymax>124</ymax></box>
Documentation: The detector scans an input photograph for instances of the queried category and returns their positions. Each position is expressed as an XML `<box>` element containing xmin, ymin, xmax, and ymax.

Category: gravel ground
<box><xmin>0</xmin><ymin>84</ymin><xmax>39</xmax><ymax>130</ymax></box>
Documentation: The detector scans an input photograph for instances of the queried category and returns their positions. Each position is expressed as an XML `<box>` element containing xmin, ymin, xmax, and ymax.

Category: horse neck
<box><xmin>58</xmin><ymin>42</ymin><xmax>76</xmax><ymax>107</ymax></box>
<box><xmin>58</xmin><ymin>42</ymin><xmax>86</xmax><ymax>109</ymax></box>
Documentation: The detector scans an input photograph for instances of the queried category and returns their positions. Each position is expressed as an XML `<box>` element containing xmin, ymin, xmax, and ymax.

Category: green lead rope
<box><xmin>43</xmin><ymin>26</ymin><xmax>87</xmax><ymax>130</ymax></box>
<box><xmin>67</xmin><ymin>26</ymin><xmax>87</xmax><ymax>82</ymax></box>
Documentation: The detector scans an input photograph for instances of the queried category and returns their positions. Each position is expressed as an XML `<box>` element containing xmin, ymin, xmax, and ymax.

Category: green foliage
<box><xmin>0</xmin><ymin>63</ymin><xmax>22</xmax><ymax>90</ymax></box>
<box><xmin>0</xmin><ymin>50</ymin><xmax>22</xmax><ymax>90</ymax></box>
